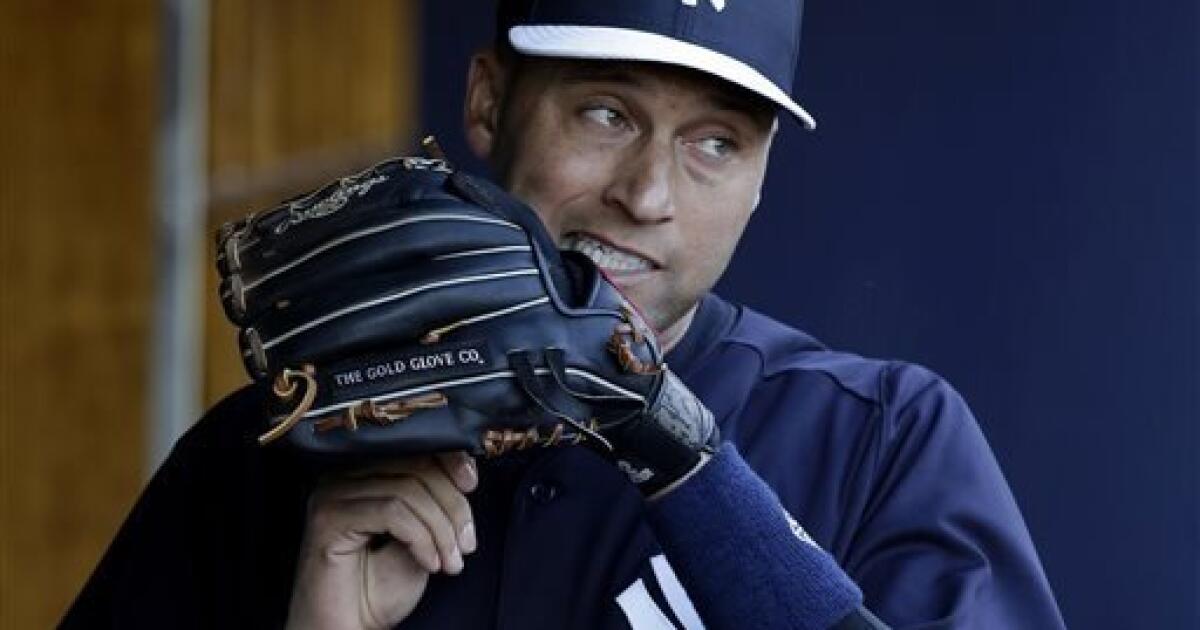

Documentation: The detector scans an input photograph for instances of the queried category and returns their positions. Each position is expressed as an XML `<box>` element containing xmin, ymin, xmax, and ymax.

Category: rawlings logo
<box><xmin>286</xmin><ymin>171</ymin><xmax>389</xmax><ymax>227</ymax></box>
<box><xmin>281</xmin><ymin>157</ymin><xmax>452</xmax><ymax>231</ymax></box>
<box><xmin>398</xmin><ymin>156</ymin><xmax>452</xmax><ymax>172</ymax></box>
<box><xmin>681</xmin><ymin>0</ymin><xmax>726</xmax><ymax>11</ymax></box>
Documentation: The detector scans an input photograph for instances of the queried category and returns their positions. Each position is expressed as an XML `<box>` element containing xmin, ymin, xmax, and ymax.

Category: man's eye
<box><xmin>581</xmin><ymin>106</ymin><xmax>627</xmax><ymax>129</ymax></box>
<box><xmin>693</xmin><ymin>136</ymin><xmax>737</xmax><ymax>160</ymax></box>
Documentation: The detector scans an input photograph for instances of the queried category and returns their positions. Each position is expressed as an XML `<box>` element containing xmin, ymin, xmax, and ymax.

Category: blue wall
<box><xmin>420</xmin><ymin>2</ymin><xmax>1199</xmax><ymax>626</ymax></box>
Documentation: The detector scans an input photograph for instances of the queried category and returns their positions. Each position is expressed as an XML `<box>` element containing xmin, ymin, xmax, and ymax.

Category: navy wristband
<box><xmin>646</xmin><ymin>442</ymin><xmax>863</xmax><ymax>629</ymax></box>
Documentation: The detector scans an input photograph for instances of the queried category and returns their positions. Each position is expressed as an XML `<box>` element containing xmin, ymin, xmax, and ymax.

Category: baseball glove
<box><xmin>215</xmin><ymin>152</ymin><xmax>718</xmax><ymax>495</ymax></box>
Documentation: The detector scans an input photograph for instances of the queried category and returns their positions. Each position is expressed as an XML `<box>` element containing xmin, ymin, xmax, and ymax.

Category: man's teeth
<box><xmin>562</xmin><ymin>235</ymin><xmax>653</xmax><ymax>272</ymax></box>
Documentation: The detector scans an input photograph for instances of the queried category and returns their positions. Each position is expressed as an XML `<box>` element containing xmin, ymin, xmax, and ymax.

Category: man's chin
<box><xmin>651</xmin><ymin>301</ymin><xmax>699</xmax><ymax>352</ymax></box>
<box><xmin>614</xmin><ymin>290</ymin><xmax>698</xmax><ymax>351</ymax></box>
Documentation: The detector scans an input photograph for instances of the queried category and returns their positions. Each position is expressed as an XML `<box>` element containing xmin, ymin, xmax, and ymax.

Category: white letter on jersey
<box><xmin>616</xmin><ymin>555</ymin><xmax>707</xmax><ymax>630</ymax></box>
<box><xmin>681</xmin><ymin>0</ymin><xmax>727</xmax><ymax>12</ymax></box>
<box><xmin>650</xmin><ymin>555</ymin><xmax>706</xmax><ymax>630</ymax></box>
<box><xmin>617</xmin><ymin>579</ymin><xmax>679</xmax><ymax>630</ymax></box>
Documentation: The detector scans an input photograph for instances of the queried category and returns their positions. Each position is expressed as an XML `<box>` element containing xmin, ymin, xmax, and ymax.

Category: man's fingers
<box><xmin>414</xmin><ymin>467</ymin><xmax>477</xmax><ymax>555</ymax></box>
<box><xmin>374</xmin><ymin>498</ymin><xmax>444</xmax><ymax>574</ymax></box>
<box><xmin>388</xmin><ymin>479</ymin><xmax>465</xmax><ymax>575</ymax></box>
<box><xmin>336</xmin><ymin>452</ymin><xmax>477</xmax><ymax>494</ymax></box>
<box><xmin>307</xmin><ymin>454</ymin><xmax>478</xmax><ymax>574</ymax></box>
<box><xmin>320</xmin><ymin>475</ymin><xmax>467</xmax><ymax>575</ymax></box>
<box><xmin>435</xmin><ymin>451</ymin><xmax>478</xmax><ymax>493</ymax></box>
<box><xmin>317</xmin><ymin>471</ymin><xmax>475</xmax><ymax>539</ymax></box>
<box><xmin>309</xmin><ymin>494</ymin><xmax>441</xmax><ymax>573</ymax></box>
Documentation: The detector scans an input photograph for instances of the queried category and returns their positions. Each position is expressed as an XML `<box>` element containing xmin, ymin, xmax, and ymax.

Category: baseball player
<box><xmin>64</xmin><ymin>1</ymin><xmax>1066</xmax><ymax>628</ymax></box>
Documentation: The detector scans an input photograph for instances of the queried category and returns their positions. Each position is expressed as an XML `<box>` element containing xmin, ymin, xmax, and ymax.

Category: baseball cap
<box><xmin>497</xmin><ymin>0</ymin><xmax>816</xmax><ymax>129</ymax></box>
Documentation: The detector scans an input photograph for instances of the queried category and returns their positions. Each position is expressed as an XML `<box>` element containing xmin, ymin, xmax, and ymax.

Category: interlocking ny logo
<box><xmin>682</xmin><ymin>0</ymin><xmax>726</xmax><ymax>12</ymax></box>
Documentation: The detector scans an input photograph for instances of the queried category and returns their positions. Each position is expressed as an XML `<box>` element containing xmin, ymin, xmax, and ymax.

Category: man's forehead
<box><xmin>527</xmin><ymin>58</ymin><xmax>779</xmax><ymax>123</ymax></box>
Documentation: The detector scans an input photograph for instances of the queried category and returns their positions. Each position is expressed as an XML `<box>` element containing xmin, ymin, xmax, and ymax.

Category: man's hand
<box><xmin>286</xmin><ymin>452</ymin><xmax>478</xmax><ymax>630</ymax></box>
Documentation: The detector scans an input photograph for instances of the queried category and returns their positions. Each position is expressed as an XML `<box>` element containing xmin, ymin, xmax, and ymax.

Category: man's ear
<box><xmin>463</xmin><ymin>50</ymin><xmax>507</xmax><ymax>161</ymax></box>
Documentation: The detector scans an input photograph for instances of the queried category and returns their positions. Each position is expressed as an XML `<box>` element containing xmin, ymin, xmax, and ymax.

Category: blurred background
<box><xmin>0</xmin><ymin>1</ymin><xmax>1195</xmax><ymax>628</ymax></box>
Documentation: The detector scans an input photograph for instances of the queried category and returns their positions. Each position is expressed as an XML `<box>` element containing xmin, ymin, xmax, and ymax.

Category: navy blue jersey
<box><xmin>64</xmin><ymin>294</ymin><xmax>1064</xmax><ymax>629</ymax></box>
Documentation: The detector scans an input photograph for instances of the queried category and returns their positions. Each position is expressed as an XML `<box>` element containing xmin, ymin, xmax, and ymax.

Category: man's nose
<box><xmin>603</xmin><ymin>138</ymin><xmax>677</xmax><ymax>224</ymax></box>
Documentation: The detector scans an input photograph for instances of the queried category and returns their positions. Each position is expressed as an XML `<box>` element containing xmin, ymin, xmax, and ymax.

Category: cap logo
<box><xmin>681</xmin><ymin>0</ymin><xmax>726</xmax><ymax>12</ymax></box>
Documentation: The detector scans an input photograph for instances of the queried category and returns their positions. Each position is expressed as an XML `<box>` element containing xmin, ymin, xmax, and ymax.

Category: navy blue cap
<box><xmin>498</xmin><ymin>0</ymin><xmax>815</xmax><ymax>129</ymax></box>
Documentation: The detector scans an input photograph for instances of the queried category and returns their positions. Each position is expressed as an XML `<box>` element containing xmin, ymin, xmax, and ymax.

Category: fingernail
<box><xmin>447</xmin><ymin>547</ymin><xmax>464</xmax><ymax>574</ymax></box>
<box><xmin>458</xmin><ymin>460</ymin><xmax>478</xmax><ymax>492</ymax></box>
<box><xmin>425</xmin><ymin>549</ymin><xmax>441</xmax><ymax>573</ymax></box>
<box><xmin>460</xmin><ymin>522</ymin><xmax>477</xmax><ymax>554</ymax></box>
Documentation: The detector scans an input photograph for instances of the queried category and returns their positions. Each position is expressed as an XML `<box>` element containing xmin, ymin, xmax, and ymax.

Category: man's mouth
<box><xmin>561</xmin><ymin>233</ymin><xmax>657</xmax><ymax>273</ymax></box>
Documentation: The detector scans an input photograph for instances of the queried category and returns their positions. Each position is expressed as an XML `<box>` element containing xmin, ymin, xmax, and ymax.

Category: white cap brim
<box><xmin>510</xmin><ymin>25</ymin><xmax>816</xmax><ymax>130</ymax></box>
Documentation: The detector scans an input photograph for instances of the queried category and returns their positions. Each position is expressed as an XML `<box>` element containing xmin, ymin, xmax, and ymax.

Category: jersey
<box><xmin>62</xmin><ymin>293</ymin><xmax>1066</xmax><ymax>629</ymax></box>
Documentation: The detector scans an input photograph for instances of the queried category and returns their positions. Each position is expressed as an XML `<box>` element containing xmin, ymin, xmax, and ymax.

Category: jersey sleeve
<box><xmin>61</xmin><ymin>419</ymin><xmax>210</xmax><ymax>628</ymax></box>
<box><xmin>643</xmin><ymin>359</ymin><xmax>1065</xmax><ymax>629</ymax></box>
<box><xmin>60</xmin><ymin>386</ymin><xmax>304</xmax><ymax>629</ymax></box>
<box><xmin>837</xmin><ymin>363</ymin><xmax>1066</xmax><ymax>629</ymax></box>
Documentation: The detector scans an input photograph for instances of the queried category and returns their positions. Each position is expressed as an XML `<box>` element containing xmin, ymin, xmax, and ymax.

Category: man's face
<box><xmin>467</xmin><ymin>56</ymin><xmax>777</xmax><ymax>346</ymax></box>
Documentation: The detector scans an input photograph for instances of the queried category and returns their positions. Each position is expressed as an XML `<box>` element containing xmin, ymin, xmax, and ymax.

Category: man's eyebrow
<box><xmin>705</xmin><ymin>91</ymin><xmax>778</xmax><ymax>128</ymax></box>
<box><xmin>558</xmin><ymin>63</ymin><xmax>776</xmax><ymax>127</ymax></box>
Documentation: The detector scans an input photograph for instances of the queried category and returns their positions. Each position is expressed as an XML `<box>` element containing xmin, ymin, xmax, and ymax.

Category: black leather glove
<box><xmin>216</xmin><ymin>155</ymin><xmax>718</xmax><ymax>496</ymax></box>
